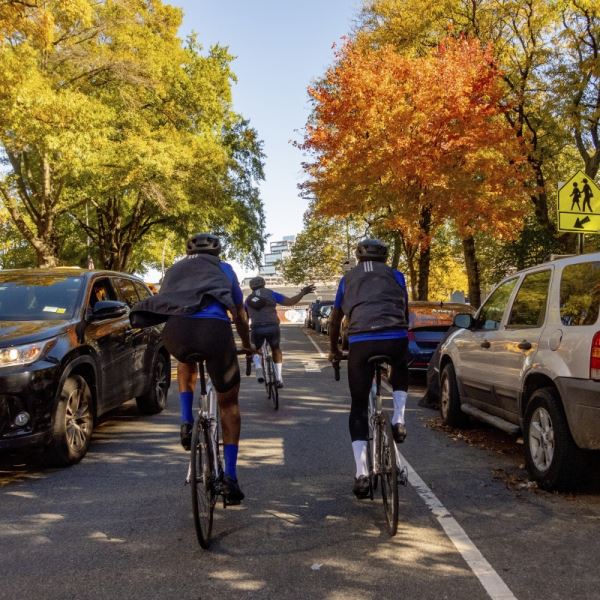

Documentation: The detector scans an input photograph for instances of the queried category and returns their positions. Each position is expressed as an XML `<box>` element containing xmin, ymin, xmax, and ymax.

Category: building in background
<box><xmin>242</xmin><ymin>235</ymin><xmax>295</xmax><ymax>287</ymax></box>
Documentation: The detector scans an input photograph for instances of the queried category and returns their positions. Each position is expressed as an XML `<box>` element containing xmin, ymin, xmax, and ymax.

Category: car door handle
<box><xmin>518</xmin><ymin>340</ymin><xmax>532</xmax><ymax>350</ymax></box>
<box><xmin>481</xmin><ymin>340</ymin><xmax>491</xmax><ymax>349</ymax></box>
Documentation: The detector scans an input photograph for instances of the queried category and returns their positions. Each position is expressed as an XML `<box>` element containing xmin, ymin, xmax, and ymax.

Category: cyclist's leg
<box><xmin>347</xmin><ymin>341</ymin><xmax>377</xmax><ymax>495</ymax></box>
<box><xmin>251</xmin><ymin>328</ymin><xmax>266</xmax><ymax>382</ymax></box>
<box><xmin>205</xmin><ymin>321</ymin><xmax>244</xmax><ymax>501</ymax></box>
<box><xmin>386</xmin><ymin>338</ymin><xmax>410</xmax><ymax>441</ymax></box>
<box><xmin>268</xmin><ymin>326</ymin><xmax>283</xmax><ymax>385</ymax></box>
<box><xmin>177</xmin><ymin>362</ymin><xmax>197</xmax><ymax>423</ymax></box>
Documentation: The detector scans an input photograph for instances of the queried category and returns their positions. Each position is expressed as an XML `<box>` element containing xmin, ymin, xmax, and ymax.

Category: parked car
<box><xmin>317</xmin><ymin>304</ymin><xmax>334</xmax><ymax>334</ymax></box>
<box><xmin>437</xmin><ymin>253</ymin><xmax>600</xmax><ymax>489</ymax></box>
<box><xmin>306</xmin><ymin>300</ymin><xmax>333</xmax><ymax>330</ymax></box>
<box><xmin>407</xmin><ymin>302</ymin><xmax>474</xmax><ymax>372</ymax></box>
<box><xmin>0</xmin><ymin>268</ymin><xmax>170</xmax><ymax>466</ymax></box>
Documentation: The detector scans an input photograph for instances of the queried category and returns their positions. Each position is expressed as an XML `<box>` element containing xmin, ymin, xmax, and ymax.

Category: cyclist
<box><xmin>130</xmin><ymin>233</ymin><xmax>252</xmax><ymax>504</ymax></box>
<box><xmin>328</xmin><ymin>239</ymin><xmax>409</xmax><ymax>499</ymax></box>
<box><xmin>245</xmin><ymin>276</ymin><xmax>315</xmax><ymax>387</ymax></box>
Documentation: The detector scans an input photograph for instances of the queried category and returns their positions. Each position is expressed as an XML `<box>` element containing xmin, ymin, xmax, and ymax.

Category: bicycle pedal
<box><xmin>398</xmin><ymin>467</ymin><xmax>408</xmax><ymax>486</ymax></box>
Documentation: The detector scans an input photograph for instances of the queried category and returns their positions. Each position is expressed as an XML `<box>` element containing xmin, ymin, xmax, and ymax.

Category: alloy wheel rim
<box><xmin>440</xmin><ymin>376</ymin><xmax>450</xmax><ymax>418</ymax></box>
<box><xmin>154</xmin><ymin>360</ymin><xmax>168</xmax><ymax>406</ymax></box>
<box><xmin>529</xmin><ymin>407</ymin><xmax>555</xmax><ymax>472</ymax></box>
<box><xmin>65</xmin><ymin>386</ymin><xmax>91</xmax><ymax>452</ymax></box>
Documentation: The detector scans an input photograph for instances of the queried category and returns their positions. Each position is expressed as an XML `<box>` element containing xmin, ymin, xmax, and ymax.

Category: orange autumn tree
<box><xmin>301</xmin><ymin>36</ymin><xmax>531</xmax><ymax>302</ymax></box>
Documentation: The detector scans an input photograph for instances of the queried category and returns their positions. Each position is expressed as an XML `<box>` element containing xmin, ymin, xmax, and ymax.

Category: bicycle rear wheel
<box><xmin>190</xmin><ymin>418</ymin><xmax>214</xmax><ymax>549</ymax></box>
<box><xmin>269</xmin><ymin>358</ymin><xmax>279</xmax><ymax>410</ymax></box>
<box><xmin>379</xmin><ymin>414</ymin><xmax>399</xmax><ymax>536</ymax></box>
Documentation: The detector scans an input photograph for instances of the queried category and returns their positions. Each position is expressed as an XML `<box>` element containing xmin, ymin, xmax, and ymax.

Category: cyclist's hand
<box><xmin>329</xmin><ymin>349</ymin><xmax>343</xmax><ymax>363</ymax></box>
<box><xmin>301</xmin><ymin>284</ymin><xmax>316</xmax><ymax>296</ymax></box>
<box><xmin>242</xmin><ymin>345</ymin><xmax>254</xmax><ymax>356</ymax></box>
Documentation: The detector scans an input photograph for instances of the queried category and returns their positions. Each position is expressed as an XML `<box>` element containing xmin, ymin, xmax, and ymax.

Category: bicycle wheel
<box><xmin>379</xmin><ymin>414</ymin><xmax>399</xmax><ymax>536</ymax></box>
<box><xmin>190</xmin><ymin>418</ymin><xmax>214</xmax><ymax>549</ymax></box>
<box><xmin>269</xmin><ymin>358</ymin><xmax>279</xmax><ymax>410</ymax></box>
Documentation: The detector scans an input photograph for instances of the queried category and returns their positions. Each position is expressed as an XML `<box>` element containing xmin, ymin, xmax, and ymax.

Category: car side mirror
<box><xmin>90</xmin><ymin>300</ymin><xmax>128</xmax><ymax>321</ymax></box>
<box><xmin>453</xmin><ymin>313</ymin><xmax>474</xmax><ymax>329</ymax></box>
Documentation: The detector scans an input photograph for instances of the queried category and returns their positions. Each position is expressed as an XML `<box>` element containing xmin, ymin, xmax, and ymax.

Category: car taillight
<box><xmin>408</xmin><ymin>331</ymin><xmax>416</xmax><ymax>342</ymax></box>
<box><xmin>590</xmin><ymin>332</ymin><xmax>600</xmax><ymax>380</ymax></box>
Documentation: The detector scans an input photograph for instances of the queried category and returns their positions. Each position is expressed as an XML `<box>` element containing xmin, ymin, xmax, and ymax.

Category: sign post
<box><xmin>557</xmin><ymin>171</ymin><xmax>600</xmax><ymax>253</ymax></box>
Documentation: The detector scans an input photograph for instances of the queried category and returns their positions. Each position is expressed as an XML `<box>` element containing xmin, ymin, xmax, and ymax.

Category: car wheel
<box><xmin>136</xmin><ymin>353</ymin><xmax>170</xmax><ymax>415</ymax></box>
<box><xmin>439</xmin><ymin>363</ymin><xmax>468</xmax><ymax>427</ymax></box>
<box><xmin>48</xmin><ymin>375</ymin><xmax>94</xmax><ymax>466</ymax></box>
<box><xmin>524</xmin><ymin>387</ymin><xmax>582</xmax><ymax>490</ymax></box>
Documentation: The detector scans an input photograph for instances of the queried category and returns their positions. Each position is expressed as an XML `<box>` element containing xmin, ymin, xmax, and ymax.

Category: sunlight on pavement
<box><xmin>209</xmin><ymin>569</ymin><xmax>266</xmax><ymax>592</ymax></box>
<box><xmin>238</xmin><ymin>437</ymin><xmax>284</xmax><ymax>467</ymax></box>
<box><xmin>88</xmin><ymin>531</ymin><xmax>126</xmax><ymax>544</ymax></box>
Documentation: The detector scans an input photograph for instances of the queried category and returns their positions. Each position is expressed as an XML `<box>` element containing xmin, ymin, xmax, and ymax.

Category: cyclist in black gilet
<box><xmin>245</xmin><ymin>277</ymin><xmax>315</xmax><ymax>387</ymax></box>
<box><xmin>328</xmin><ymin>239</ymin><xmax>410</xmax><ymax>499</ymax></box>
<box><xmin>131</xmin><ymin>233</ymin><xmax>252</xmax><ymax>504</ymax></box>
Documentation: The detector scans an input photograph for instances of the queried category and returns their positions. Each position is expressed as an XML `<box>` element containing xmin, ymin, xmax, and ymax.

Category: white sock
<box><xmin>252</xmin><ymin>354</ymin><xmax>262</xmax><ymax>369</ymax></box>
<box><xmin>274</xmin><ymin>362</ymin><xmax>283</xmax><ymax>382</ymax></box>
<box><xmin>352</xmin><ymin>440</ymin><xmax>368</xmax><ymax>478</ymax></box>
<box><xmin>392</xmin><ymin>390</ymin><xmax>408</xmax><ymax>425</ymax></box>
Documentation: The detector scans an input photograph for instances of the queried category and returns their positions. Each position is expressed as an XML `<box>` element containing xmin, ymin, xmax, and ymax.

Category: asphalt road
<box><xmin>1</xmin><ymin>325</ymin><xmax>599</xmax><ymax>600</ymax></box>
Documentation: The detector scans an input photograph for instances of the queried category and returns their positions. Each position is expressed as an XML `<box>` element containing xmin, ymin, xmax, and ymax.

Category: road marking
<box><xmin>304</xmin><ymin>330</ymin><xmax>327</xmax><ymax>358</ymax></box>
<box><xmin>303</xmin><ymin>360</ymin><xmax>321</xmax><ymax>373</ymax></box>
<box><xmin>305</xmin><ymin>330</ymin><xmax>517</xmax><ymax>600</ymax></box>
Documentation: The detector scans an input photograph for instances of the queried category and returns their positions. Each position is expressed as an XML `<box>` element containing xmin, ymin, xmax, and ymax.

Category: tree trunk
<box><xmin>462</xmin><ymin>235</ymin><xmax>481</xmax><ymax>308</ymax></box>
<box><xmin>390</xmin><ymin>230</ymin><xmax>402</xmax><ymax>269</ymax></box>
<box><xmin>417</xmin><ymin>206</ymin><xmax>432</xmax><ymax>301</ymax></box>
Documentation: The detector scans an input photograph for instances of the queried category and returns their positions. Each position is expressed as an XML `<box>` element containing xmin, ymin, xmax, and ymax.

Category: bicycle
<box><xmin>186</xmin><ymin>350</ymin><xmax>251</xmax><ymax>549</ymax></box>
<box><xmin>333</xmin><ymin>354</ymin><xmax>408</xmax><ymax>536</ymax></box>
<box><xmin>259</xmin><ymin>339</ymin><xmax>279</xmax><ymax>410</ymax></box>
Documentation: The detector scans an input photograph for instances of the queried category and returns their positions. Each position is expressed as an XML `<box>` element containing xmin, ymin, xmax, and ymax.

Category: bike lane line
<box><xmin>305</xmin><ymin>328</ymin><xmax>517</xmax><ymax>600</ymax></box>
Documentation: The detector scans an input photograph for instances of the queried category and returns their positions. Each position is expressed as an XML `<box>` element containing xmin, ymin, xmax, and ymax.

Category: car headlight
<box><xmin>0</xmin><ymin>339</ymin><xmax>55</xmax><ymax>368</ymax></box>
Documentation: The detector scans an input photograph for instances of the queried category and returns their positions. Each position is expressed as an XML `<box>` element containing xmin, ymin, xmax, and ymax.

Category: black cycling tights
<box><xmin>347</xmin><ymin>338</ymin><xmax>409</xmax><ymax>442</ymax></box>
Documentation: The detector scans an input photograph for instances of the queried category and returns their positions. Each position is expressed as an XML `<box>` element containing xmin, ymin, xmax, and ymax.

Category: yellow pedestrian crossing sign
<box><xmin>557</xmin><ymin>171</ymin><xmax>600</xmax><ymax>233</ymax></box>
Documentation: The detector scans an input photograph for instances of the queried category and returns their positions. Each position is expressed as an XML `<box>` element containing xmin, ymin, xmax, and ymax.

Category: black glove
<box><xmin>301</xmin><ymin>284</ymin><xmax>316</xmax><ymax>295</ymax></box>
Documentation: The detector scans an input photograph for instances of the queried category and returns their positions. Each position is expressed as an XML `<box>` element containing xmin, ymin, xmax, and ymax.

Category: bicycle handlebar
<box><xmin>331</xmin><ymin>354</ymin><xmax>348</xmax><ymax>381</ymax></box>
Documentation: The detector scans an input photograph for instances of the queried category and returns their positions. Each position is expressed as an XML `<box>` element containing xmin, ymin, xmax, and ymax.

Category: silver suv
<box><xmin>438</xmin><ymin>253</ymin><xmax>600</xmax><ymax>489</ymax></box>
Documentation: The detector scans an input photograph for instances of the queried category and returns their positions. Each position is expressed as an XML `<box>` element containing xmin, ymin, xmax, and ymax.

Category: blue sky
<box><xmin>169</xmin><ymin>0</ymin><xmax>360</xmax><ymax>273</ymax></box>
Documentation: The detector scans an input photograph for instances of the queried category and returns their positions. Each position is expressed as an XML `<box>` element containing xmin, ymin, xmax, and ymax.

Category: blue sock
<box><xmin>224</xmin><ymin>444</ymin><xmax>239</xmax><ymax>480</ymax></box>
<box><xmin>179</xmin><ymin>391</ymin><xmax>194</xmax><ymax>423</ymax></box>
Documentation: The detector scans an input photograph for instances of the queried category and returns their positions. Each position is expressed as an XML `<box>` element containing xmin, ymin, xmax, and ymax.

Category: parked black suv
<box><xmin>0</xmin><ymin>268</ymin><xmax>170</xmax><ymax>466</ymax></box>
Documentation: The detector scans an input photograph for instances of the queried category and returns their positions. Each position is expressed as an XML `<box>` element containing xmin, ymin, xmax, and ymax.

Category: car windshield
<box><xmin>409</xmin><ymin>304</ymin><xmax>473</xmax><ymax>328</ymax></box>
<box><xmin>0</xmin><ymin>274</ymin><xmax>83</xmax><ymax>321</ymax></box>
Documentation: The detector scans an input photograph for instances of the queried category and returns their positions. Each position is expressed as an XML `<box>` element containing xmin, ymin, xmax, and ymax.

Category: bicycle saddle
<box><xmin>367</xmin><ymin>355</ymin><xmax>391</xmax><ymax>365</ymax></box>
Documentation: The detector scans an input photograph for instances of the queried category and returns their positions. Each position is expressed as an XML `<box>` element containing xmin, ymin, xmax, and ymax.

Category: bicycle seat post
<box><xmin>199</xmin><ymin>361</ymin><xmax>208</xmax><ymax>413</ymax></box>
<box><xmin>375</xmin><ymin>364</ymin><xmax>383</xmax><ymax>415</ymax></box>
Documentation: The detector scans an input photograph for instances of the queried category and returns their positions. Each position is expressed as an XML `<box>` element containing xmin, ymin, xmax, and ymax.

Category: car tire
<box><xmin>440</xmin><ymin>363</ymin><xmax>468</xmax><ymax>427</ymax></box>
<box><xmin>523</xmin><ymin>387</ymin><xmax>582</xmax><ymax>490</ymax></box>
<box><xmin>48</xmin><ymin>374</ymin><xmax>94</xmax><ymax>467</ymax></box>
<box><xmin>136</xmin><ymin>353</ymin><xmax>170</xmax><ymax>415</ymax></box>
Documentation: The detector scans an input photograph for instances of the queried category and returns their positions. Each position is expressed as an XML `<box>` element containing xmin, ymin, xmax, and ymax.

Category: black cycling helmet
<box><xmin>355</xmin><ymin>238</ymin><xmax>388</xmax><ymax>262</ymax></box>
<box><xmin>249</xmin><ymin>276</ymin><xmax>266</xmax><ymax>290</ymax></box>
<box><xmin>186</xmin><ymin>233</ymin><xmax>221</xmax><ymax>256</ymax></box>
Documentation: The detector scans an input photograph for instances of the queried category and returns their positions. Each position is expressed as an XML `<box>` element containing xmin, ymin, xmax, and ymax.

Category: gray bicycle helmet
<box><xmin>355</xmin><ymin>238</ymin><xmax>388</xmax><ymax>262</ymax></box>
<box><xmin>186</xmin><ymin>233</ymin><xmax>221</xmax><ymax>256</ymax></box>
<box><xmin>249</xmin><ymin>276</ymin><xmax>266</xmax><ymax>290</ymax></box>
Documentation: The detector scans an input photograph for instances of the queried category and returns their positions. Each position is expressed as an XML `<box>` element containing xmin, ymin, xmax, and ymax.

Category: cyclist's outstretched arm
<box><xmin>328</xmin><ymin>307</ymin><xmax>344</xmax><ymax>361</ymax></box>
<box><xmin>278</xmin><ymin>284</ymin><xmax>316</xmax><ymax>307</ymax></box>
<box><xmin>232</xmin><ymin>303</ymin><xmax>252</xmax><ymax>351</ymax></box>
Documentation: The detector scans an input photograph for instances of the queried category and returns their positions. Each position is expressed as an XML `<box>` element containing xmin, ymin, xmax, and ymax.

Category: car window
<box><xmin>88</xmin><ymin>278</ymin><xmax>118</xmax><ymax>309</ymax></box>
<box><xmin>0</xmin><ymin>274</ymin><xmax>83</xmax><ymax>320</ymax></box>
<box><xmin>507</xmin><ymin>270</ymin><xmax>551</xmax><ymax>329</ymax></box>
<box><xmin>476</xmin><ymin>278</ymin><xmax>518</xmax><ymax>331</ymax></box>
<box><xmin>560</xmin><ymin>262</ymin><xmax>600</xmax><ymax>326</ymax></box>
<box><xmin>114</xmin><ymin>278</ymin><xmax>140</xmax><ymax>308</ymax></box>
<box><xmin>133</xmin><ymin>281</ymin><xmax>152</xmax><ymax>300</ymax></box>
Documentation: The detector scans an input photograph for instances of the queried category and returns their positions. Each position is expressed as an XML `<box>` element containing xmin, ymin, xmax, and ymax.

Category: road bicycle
<box><xmin>259</xmin><ymin>340</ymin><xmax>279</xmax><ymax>410</ymax></box>
<box><xmin>333</xmin><ymin>355</ymin><xmax>408</xmax><ymax>536</ymax></box>
<box><xmin>185</xmin><ymin>350</ymin><xmax>251</xmax><ymax>549</ymax></box>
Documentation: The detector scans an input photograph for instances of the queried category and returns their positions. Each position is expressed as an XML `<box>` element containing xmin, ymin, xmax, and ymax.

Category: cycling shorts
<box><xmin>251</xmin><ymin>324</ymin><xmax>281</xmax><ymax>350</ymax></box>
<box><xmin>162</xmin><ymin>317</ymin><xmax>240</xmax><ymax>393</ymax></box>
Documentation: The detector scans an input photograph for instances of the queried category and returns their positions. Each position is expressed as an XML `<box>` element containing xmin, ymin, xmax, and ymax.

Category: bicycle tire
<box><xmin>190</xmin><ymin>418</ymin><xmax>214</xmax><ymax>549</ymax></box>
<box><xmin>270</xmin><ymin>358</ymin><xmax>279</xmax><ymax>410</ymax></box>
<box><xmin>366</xmin><ymin>433</ymin><xmax>375</xmax><ymax>499</ymax></box>
<box><xmin>379</xmin><ymin>413</ymin><xmax>399</xmax><ymax>536</ymax></box>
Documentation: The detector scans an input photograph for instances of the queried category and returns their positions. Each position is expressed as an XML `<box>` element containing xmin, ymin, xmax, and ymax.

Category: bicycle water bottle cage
<box><xmin>367</xmin><ymin>355</ymin><xmax>392</xmax><ymax>366</ymax></box>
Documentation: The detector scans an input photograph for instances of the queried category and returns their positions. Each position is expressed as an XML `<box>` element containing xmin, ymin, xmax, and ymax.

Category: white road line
<box><xmin>304</xmin><ymin>330</ymin><xmax>327</xmax><ymax>359</ymax></box>
<box><xmin>305</xmin><ymin>329</ymin><xmax>517</xmax><ymax>600</ymax></box>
